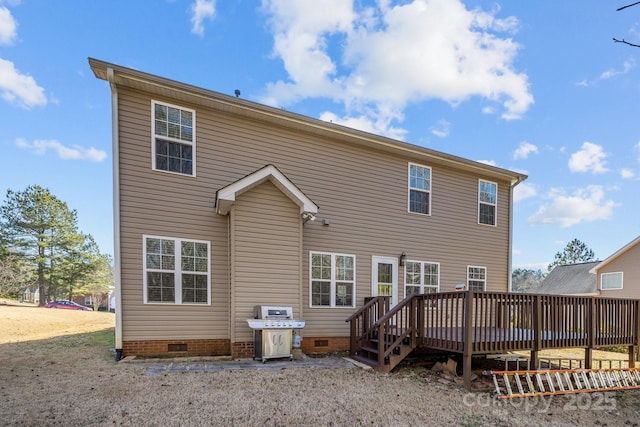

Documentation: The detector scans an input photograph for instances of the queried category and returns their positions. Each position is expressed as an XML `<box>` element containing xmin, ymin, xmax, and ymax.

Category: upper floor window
<box><xmin>408</xmin><ymin>163</ymin><xmax>431</xmax><ymax>215</ymax></box>
<box><xmin>152</xmin><ymin>101</ymin><xmax>195</xmax><ymax>176</ymax></box>
<box><xmin>310</xmin><ymin>252</ymin><xmax>355</xmax><ymax>308</ymax></box>
<box><xmin>467</xmin><ymin>266</ymin><xmax>486</xmax><ymax>291</ymax></box>
<box><xmin>144</xmin><ymin>235</ymin><xmax>210</xmax><ymax>304</ymax></box>
<box><xmin>478</xmin><ymin>180</ymin><xmax>497</xmax><ymax>226</ymax></box>
<box><xmin>405</xmin><ymin>261</ymin><xmax>439</xmax><ymax>297</ymax></box>
<box><xmin>601</xmin><ymin>272</ymin><xmax>623</xmax><ymax>290</ymax></box>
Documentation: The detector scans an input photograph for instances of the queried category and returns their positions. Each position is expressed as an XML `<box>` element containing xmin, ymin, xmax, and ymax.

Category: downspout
<box><xmin>508</xmin><ymin>176</ymin><xmax>526</xmax><ymax>293</ymax></box>
<box><xmin>107</xmin><ymin>67</ymin><xmax>123</xmax><ymax>361</ymax></box>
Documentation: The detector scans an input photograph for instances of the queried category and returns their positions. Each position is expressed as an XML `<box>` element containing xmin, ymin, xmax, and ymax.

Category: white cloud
<box><xmin>621</xmin><ymin>168</ymin><xmax>635</xmax><ymax>179</ymax></box>
<box><xmin>476</xmin><ymin>159</ymin><xmax>497</xmax><ymax>167</ymax></box>
<box><xmin>513</xmin><ymin>182</ymin><xmax>536</xmax><ymax>202</ymax></box>
<box><xmin>527</xmin><ymin>185</ymin><xmax>618</xmax><ymax>227</ymax></box>
<box><xmin>14</xmin><ymin>138</ymin><xmax>107</xmax><ymax>162</ymax></box>
<box><xmin>190</xmin><ymin>0</ymin><xmax>215</xmax><ymax>37</ymax></box>
<box><xmin>513</xmin><ymin>262</ymin><xmax>548</xmax><ymax>271</ymax></box>
<box><xmin>320</xmin><ymin>110</ymin><xmax>407</xmax><ymax>141</ymax></box>
<box><xmin>576</xmin><ymin>59</ymin><xmax>635</xmax><ymax>87</ymax></box>
<box><xmin>0</xmin><ymin>5</ymin><xmax>17</xmax><ymax>45</ymax></box>
<box><xmin>430</xmin><ymin>119</ymin><xmax>450</xmax><ymax>138</ymax></box>
<box><xmin>568</xmin><ymin>142</ymin><xmax>609</xmax><ymax>174</ymax></box>
<box><xmin>260</xmin><ymin>0</ymin><xmax>533</xmax><ymax>137</ymax></box>
<box><xmin>600</xmin><ymin>59</ymin><xmax>635</xmax><ymax>80</ymax></box>
<box><xmin>513</xmin><ymin>141</ymin><xmax>538</xmax><ymax>160</ymax></box>
<box><xmin>0</xmin><ymin>58</ymin><xmax>47</xmax><ymax>107</ymax></box>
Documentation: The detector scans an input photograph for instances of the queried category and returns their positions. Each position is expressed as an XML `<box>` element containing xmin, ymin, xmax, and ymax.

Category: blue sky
<box><xmin>1</xmin><ymin>0</ymin><xmax>639</xmax><ymax>271</ymax></box>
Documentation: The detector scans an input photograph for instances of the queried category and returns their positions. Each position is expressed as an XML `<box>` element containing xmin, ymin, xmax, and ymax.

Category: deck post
<box><xmin>463</xmin><ymin>291</ymin><xmax>474</xmax><ymax>390</ymax></box>
<box><xmin>349</xmin><ymin>318</ymin><xmax>357</xmax><ymax>356</ymax></box>
<box><xmin>413</xmin><ymin>296</ymin><xmax>422</xmax><ymax>348</ymax></box>
<box><xmin>585</xmin><ymin>297</ymin><xmax>596</xmax><ymax>369</ymax></box>
<box><xmin>636</xmin><ymin>300</ymin><xmax>640</xmax><ymax>361</ymax></box>
<box><xmin>630</xmin><ymin>346</ymin><xmax>637</xmax><ymax>368</ymax></box>
<box><xmin>531</xmin><ymin>295</ymin><xmax>542</xmax><ymax>371</ymax></box>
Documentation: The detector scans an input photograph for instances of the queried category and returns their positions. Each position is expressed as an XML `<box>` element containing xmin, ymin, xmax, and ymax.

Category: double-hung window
<box><xmin>405</xmin><ymin>261</ymin><xmax>439</xmax><ymax>297</ymax></box>
<box><xmin>478</xmin><ymin>180</ymin><xmax>497</xmax><ymax>226</ymax></box>
<box><xmin>310</xmin><ymin>252</ymin><xmax>355</xmax><ymax>308</ymax></box>
<box><xmin>467</xmin><ymin>266</ymin><xmax>486</xmax><ymax>291</ymax></box>
<box><xmin>152</xmin><ymin>101</ymin><xmax>195</xmax><ymax>176</ymax></box>
<box><xmin>601</xmin><ymin>272</ymin><xmax>623</xmax><ymax>290</ymax></box>
<box><xmin>144</xmin><ymin>236</ymin><xmax>210</xmax><ymax>304</ymax></box>
<box><xmin>408</xmin><ymin>163</ymin><xmax>431</xmax><ymax>215</ymax></box>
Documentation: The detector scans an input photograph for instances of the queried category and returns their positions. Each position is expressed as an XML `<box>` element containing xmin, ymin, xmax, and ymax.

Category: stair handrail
<box><xmin>373</xmin><ymin>294</ymin><xmax>416</xmax><ymax>327</ymax></box>
<box><xmin>373</xmin><ymin>294</ymin><xmax>420</xmax><ymax>367</ymax></box>
<box><xmin>346</xmin><ymin>296</ymin><xmax>390</xmax><ymax>356</ymax></box>
<box><xmin>345</xmin><ymin>296</ymin><xmax>381</xmax><ymax>322</ymax></box>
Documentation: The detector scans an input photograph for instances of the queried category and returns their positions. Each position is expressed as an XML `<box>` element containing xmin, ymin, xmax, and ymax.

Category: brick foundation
<box><xmin>121</xmin><ymin>337</ymin><xmax>348</xmax><ymax>358</ymax></box>
<box><xmin>231</xmin><ymin>341</ymin><xmax>254</xmax><ymax>358</ymax></box>
<box><xmin>301</xmin><ymin>336</ymin><xmax>350</xmax><ymax>354</ymax></box>
<box><xmin>122</xmin><ymin>339</ymin><xmax>230</xmax><ymax>358</ymax></box>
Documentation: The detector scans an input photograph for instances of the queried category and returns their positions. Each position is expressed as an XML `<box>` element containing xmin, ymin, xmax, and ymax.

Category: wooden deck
<box><xmin>346</xmin><ymin>291</ymin><xmax>640</xmax><ymax>389</ymax></box>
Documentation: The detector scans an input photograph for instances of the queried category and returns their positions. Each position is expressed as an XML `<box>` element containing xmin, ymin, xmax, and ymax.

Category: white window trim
<box><xmin>309</xmin><ymin>251</ymin><xmax>356</xmax><ymax>308</ymax></box>
<box><xmin>404</xmin><ymin>260</ymin><xmax>440</xmax><ymax>298</ymax></box>
<box><xmin>143</xmin><ymin>235</ymin><xmax>211</xmax><ymax>305</ymax></box>
<box><xmin>478</xmin><ymin>179</ymin><xmax>497</xmax><ymax>227</ymax></box>
<box><xmin>467</xmin><ymin>265</ymin><xmax>487</xmax><ymax>291</ymax></box>
<box><xmin>151</xmin><ymin>100</ymin><xmax>197</xmax><ymax>177</ymax></box>
<box><xmin>601</xmin><ymin>272</ymin><xmax>623</xmax><ymax>290</ymax></box>
<box><xmin>408</xmin><ymin>163</ymin><xmax>432</xmax><ymax>216</ymax></box>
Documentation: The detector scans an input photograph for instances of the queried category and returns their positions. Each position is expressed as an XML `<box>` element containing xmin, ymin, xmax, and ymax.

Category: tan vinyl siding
<box><xmin>118</xmin><ymin>92</ymin><xmax>228</xmax><ymax>341</ymax></box>
<box><xmin>599</xmin><ymin>242</ymin><xmax>640</xmax><ymax>299</ymax></box>
<box><xmin>231</xmin><ymin>181</ymin><xmax>301</xmax><ymax>342</ymax></box>
<box><xmin>116</xmin><ymin>88</ymin><xmax>513</xmax><ymax>341</ymax></box>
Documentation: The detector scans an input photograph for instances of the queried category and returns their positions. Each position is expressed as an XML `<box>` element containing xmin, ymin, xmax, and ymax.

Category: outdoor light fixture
<box><xmin>302</xmin><ymin>212</ymin><xmax>316</xmax><ymax>223</ymax></box>
<box><xmin>399</xmin><ymin>252</ymin><xmax>407</xmax><ymax>266</ymax></box>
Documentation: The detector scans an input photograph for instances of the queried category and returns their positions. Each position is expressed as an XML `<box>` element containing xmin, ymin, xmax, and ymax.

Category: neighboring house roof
<box><xmin>215</xmin><ymin>164</ymin><xmax>319</xmax><ymax>216</ymax></box>
<box><xmin>590</xmin><ymin>235</ymin><xmax>640</xmax><ymax>274</ymax></box>
<box><xmin>535</xmin><ymin>261</ymin><xmax>601</xmax><ymax>296</ymax></box>
<box><xmin>88</xmin><ymin>58</ymin><xmax>527</xmax><ymax>186</ymax></box>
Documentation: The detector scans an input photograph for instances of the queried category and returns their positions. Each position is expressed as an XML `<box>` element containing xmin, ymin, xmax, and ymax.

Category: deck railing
<box><xmin>418</xmin><ymin>291</ymin><xmax>640</xmax><ymax>354</ymax></box>
<box><xmin>348</xmin><ymin>290</ymin><xmax>640</xmax><ymax>368</ymax></box>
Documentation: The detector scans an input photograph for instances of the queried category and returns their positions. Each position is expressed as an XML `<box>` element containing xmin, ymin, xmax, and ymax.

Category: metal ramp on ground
<box><xmin>490</xmin><ymin>367</ymin><xmax>640</xmax><ymax>399</ymax></box>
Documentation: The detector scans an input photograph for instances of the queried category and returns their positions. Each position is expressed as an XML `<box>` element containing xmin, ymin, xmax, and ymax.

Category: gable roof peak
<box><xmin>215</xmin><ymin>164</ymin><xmax>318</xmax><ymax>217</ymax></box>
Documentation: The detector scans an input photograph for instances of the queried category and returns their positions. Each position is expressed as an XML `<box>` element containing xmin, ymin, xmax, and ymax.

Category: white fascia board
<box><xmin>216</xmin><ymin>164</ymin><xmax>318</xmax><ymax>215</ymax></box>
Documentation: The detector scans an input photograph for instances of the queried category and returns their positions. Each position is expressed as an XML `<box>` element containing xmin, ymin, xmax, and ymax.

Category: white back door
<box><xmin>371</xmin><ymin>256</ymin><xmax>398</xmax><ymax>306</ymax></box>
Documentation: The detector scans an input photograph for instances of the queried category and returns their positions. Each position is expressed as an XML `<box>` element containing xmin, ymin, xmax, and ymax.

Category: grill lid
<box><xmin>253</xmin><ymin>305</ymin><xmax>293</xmax><ymax>319</ymax></box>
<box><xmin>248</xmin><ymin>305</ymin><xmax>305</xmax><ymax>329</ymax></box>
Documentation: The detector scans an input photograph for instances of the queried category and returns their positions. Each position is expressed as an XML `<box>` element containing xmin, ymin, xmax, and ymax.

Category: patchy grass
<box><xmin>2</xmin><ymin>306</ymin><xmax>640</xmax><ymax>426</ymax></box>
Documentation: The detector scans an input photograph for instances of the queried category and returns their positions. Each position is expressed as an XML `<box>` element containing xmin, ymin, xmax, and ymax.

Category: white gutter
<box><xmin>107</xmin><ymin>67</ymin><xmax>123</xmax><ymax>359</ymax></box>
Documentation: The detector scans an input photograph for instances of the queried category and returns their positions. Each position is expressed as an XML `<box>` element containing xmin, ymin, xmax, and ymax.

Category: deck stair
<box><xmin>346</xmin><ymin>295</ymin><xmax>419</xmax><ymax>373</ymax></box>
<box><xmin>490</xmin><ymin>367</ymin><xmax>640</xmax><ymax>398</ymax></box>
<box><xmin>351</xmin><ymin>329</ymin><xmax>416</xmax><ymax>373</ymax></box>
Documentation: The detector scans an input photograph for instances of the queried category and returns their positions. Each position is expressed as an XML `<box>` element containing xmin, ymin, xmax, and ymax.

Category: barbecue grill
<box><xmin>247</xmin><ymin>305</ymin><xmax>305</xmax><ymax>363</ymax></box>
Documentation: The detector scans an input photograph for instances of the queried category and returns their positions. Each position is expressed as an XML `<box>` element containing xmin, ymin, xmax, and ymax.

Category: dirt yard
<box><xmin>1</xmin><ymin>304</ymin><xmax>640</xmax><ymax>426</ymax></box>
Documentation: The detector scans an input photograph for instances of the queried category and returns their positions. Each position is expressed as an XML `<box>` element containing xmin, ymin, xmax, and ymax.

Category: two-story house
<box><xmin>89</xmin><ymin>58</ymin><xmax>526</xmax><ymax>360</ymax></box>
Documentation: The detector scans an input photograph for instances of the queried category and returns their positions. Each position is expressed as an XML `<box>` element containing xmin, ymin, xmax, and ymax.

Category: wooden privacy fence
<box><xmin>347</xmin><ymin>291</ymin><xmax>640</xmax><ymax>390</ymax></box>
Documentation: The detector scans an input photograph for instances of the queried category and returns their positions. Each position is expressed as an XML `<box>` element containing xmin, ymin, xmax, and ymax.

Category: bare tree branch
<box><xmin>617</xmin><ymin>2</ymin><xmax>640</xmax><ymax>11</ymax></box>
<box><xmin>614</xmin><ymin>4</ymin><xmax>640</xmax><ymax>47</ymax></box>
<box><xmin>613</xmin><ymin>37</ymin><xmax>640</xmax><ymax>47</ymax></box>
